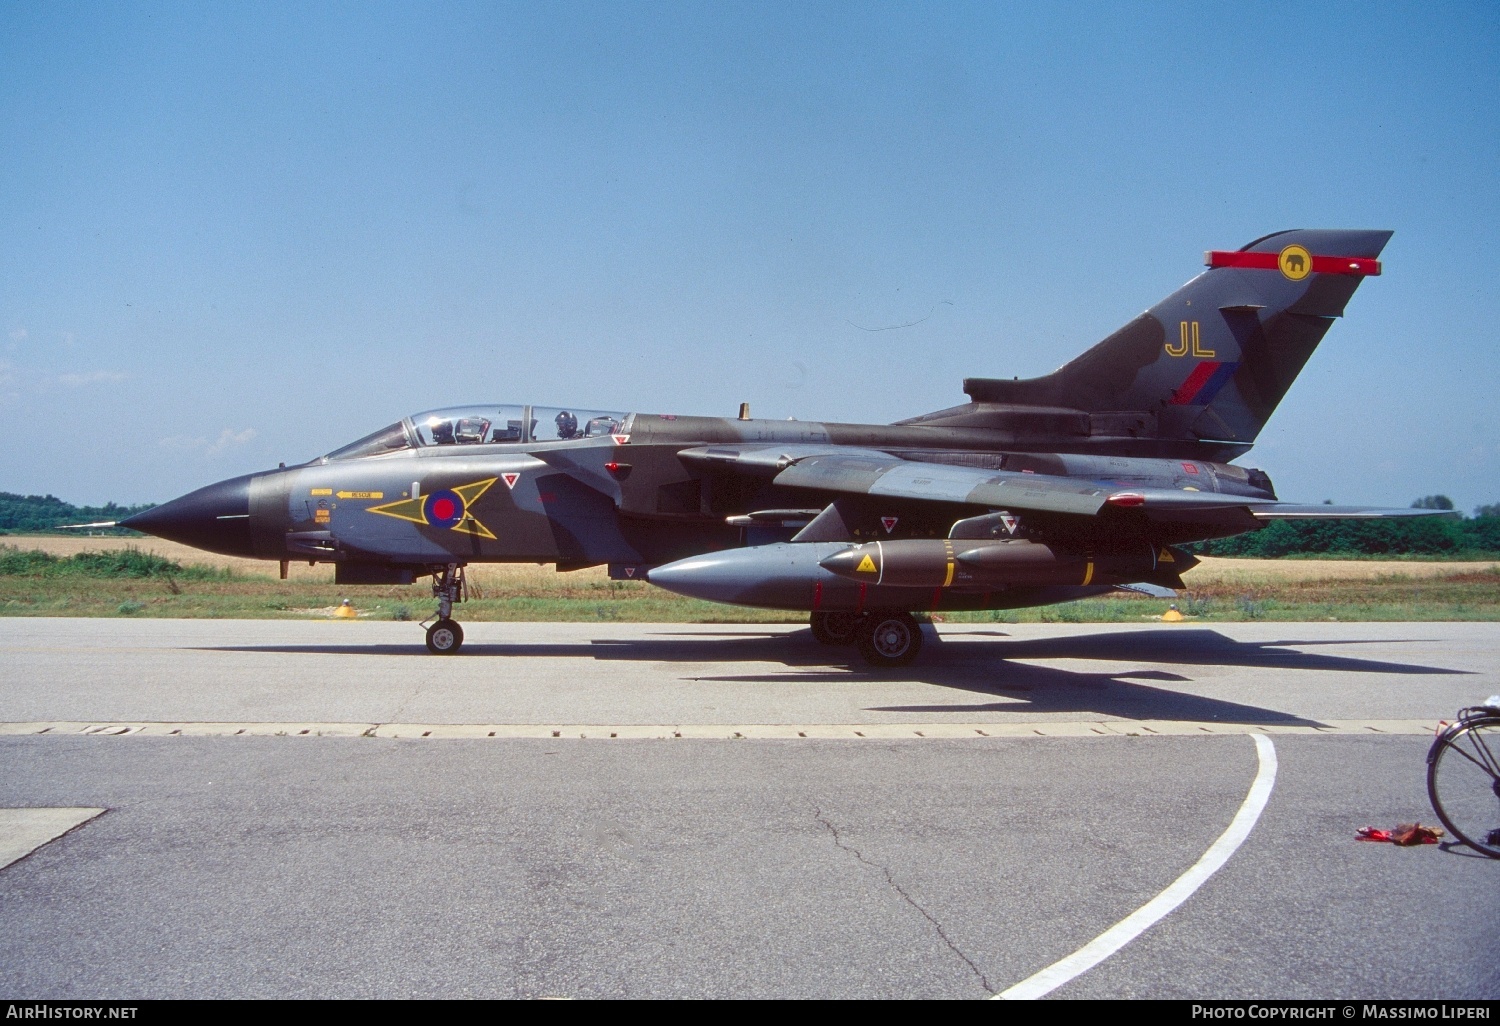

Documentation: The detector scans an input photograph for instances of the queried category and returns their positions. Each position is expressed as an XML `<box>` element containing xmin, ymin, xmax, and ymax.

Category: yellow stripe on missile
<box><xmin>1082</xmin><ymin>562</ymin><xmax>1095</xmax><ymax>585</ymax></box>
<box><xmin>336</xmin><ymin>491</ymin><xmax>383</xmax><ymax>500</ymax></box>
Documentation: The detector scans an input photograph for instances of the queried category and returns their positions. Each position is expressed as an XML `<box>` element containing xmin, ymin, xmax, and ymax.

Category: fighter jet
<box><xmin>120</xmin><ymin>229</ymin><xmax>1442</xmax><ymax>665</ymax></box>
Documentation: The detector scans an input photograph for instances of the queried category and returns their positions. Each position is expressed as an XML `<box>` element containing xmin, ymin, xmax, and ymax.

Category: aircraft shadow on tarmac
<box><xmin>196</xmin><ymin>627</ymin><xmax>1471</xmax><ymax>727</ymax></box>
<box><xmin>684</xmin><ymin>628</ymin><xmax>1469</xmax><ymax>726</ymax></box>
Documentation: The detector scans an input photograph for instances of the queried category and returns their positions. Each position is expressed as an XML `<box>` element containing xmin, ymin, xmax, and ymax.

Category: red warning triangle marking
<box><xmin>611</xmin><ymin>434</ymin><xmax>630</xmax><ymax>445</ymax></box>
<box><xmin>501</xmin><ymin>473</ymin><xmax>520</xmax><ymax>489</ymax></box>
<box><xmin>881</xmin><ymin>516</ymin><xmax>898</xmax><ymax>534</ymax></box>
<box><xmin>625</xmin><ymin>567</ymin><xmax>636</xmax><ymax>578</ymax></box>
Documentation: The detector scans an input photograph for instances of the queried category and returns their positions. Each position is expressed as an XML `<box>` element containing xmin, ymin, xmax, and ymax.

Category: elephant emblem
<box><xmin>1278</xmin><ymin>245</ymin><xmax>1313</xmax><ymax>281</ymax></box>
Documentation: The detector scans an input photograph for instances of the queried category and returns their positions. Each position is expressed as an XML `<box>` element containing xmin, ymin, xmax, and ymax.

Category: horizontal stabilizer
<box><xmin>1249</xmin><ymin>505</ymin><xmax>1461</xmax><ymax>521</ymax></box>
<box><xmin>54</xmin><ymin>521</ymin><xmax>120</xmax><ymax>530</ymax></box>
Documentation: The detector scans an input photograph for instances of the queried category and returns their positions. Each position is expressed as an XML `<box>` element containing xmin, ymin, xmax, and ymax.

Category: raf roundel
<box><xmin>366</xmin><ymin>477</ymin><xmax>499</xmax><ymax>539</ymax></box>
<box><xmin>425</xmin><ymin>489</ymin><xmax>465</xmax><ymax>529</ymax></box>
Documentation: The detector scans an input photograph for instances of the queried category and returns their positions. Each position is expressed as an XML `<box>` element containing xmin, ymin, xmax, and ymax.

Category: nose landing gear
<box><xmin>426</xmin><ymin>618</ymin><xmax>464</xmax><ymax>654</ymax></box>
<box><xmin>423</xmin><ymin>563</ymin><xmax>467</xmax><ymax>654</ymax></box>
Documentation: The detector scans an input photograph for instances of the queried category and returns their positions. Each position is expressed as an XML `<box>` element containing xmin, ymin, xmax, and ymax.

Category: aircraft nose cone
<box><xmin>121</xmin><ymin>473</ymin><xmax>256</xmax><ymax>557</ymax></box>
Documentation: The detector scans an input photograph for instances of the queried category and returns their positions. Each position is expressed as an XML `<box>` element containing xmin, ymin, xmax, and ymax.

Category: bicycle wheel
<box><xmin>1427</xmin><ymin>716</ymin><xmax>1500</xmax><ymax>858</ymax></box>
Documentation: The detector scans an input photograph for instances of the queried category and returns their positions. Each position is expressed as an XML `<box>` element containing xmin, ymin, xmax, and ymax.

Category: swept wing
<box><xmin>678</xmin><ymin>444</ymin><xmax>1451</xmax><ymax>523</ymax></box>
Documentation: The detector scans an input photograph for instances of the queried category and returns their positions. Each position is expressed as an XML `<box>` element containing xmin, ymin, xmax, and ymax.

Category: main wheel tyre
<box><xmin>856</xmin><ymin>610</ymin><xmax>923</xmax><ymax>668</ymax></box>
<box><xmin>426</xmin><ymin>618</ymin><xmax>464</xmax><ymax>655</ymax></box>
<box><xmin>810</xmin><ymin>611</ymin><xmax>858</xmax><ymax>646</ymax></box>
<box><xmin>1427</xmin><ymin>716</ymin><xmax>1500</xmax><ymax>858</ymax></box>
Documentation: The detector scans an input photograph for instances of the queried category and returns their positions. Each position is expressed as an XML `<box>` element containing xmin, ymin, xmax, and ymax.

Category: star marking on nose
<box><xmin>367</xmin><ymin>478</ymin><xmax>498</xmax><ymax>540</ymax></box>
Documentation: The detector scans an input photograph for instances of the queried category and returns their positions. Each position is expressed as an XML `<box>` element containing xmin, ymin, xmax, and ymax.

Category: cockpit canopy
<box><xmin>324</xmin><ymin>405</ymin><xmax>631</xmax><ymax>461</ymax></box>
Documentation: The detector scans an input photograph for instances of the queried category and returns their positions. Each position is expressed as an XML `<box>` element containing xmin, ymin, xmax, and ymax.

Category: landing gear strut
<box><xmin>855</xmin><ymin>610</ymin><xmax>923</xmax><ymax>669</ymax></box>
<box><xmin>424</xmin><ymin>563</ymin><xmax>467</xmax><ymax>655</ymax></box>
<box><xmin>810</xmin><ymin>611</ymin><xmax>858</xmax><ymax>646</ymax></box>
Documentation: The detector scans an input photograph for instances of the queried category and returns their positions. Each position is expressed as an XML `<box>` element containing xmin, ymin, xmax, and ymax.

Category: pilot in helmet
<box><xmin>554</xmin><ymin>410</ymin><xmax>578</xmax><ymax>440</ymax></box>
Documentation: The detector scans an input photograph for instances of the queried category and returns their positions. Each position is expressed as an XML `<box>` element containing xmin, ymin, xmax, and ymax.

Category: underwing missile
<box><xmin>818</xmin><ymin>539</ymin><xmax>1196</xmax><ymax>589</ymax></box>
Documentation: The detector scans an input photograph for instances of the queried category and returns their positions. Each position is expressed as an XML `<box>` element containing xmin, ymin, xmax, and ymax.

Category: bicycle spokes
<box><xmin>1428</xmin><ymin>718</ymin><xmax>1500</xmax><ymax>859</ymax></box>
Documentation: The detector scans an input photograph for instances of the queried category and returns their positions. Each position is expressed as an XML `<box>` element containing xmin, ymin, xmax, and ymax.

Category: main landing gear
<box><xmin>809</xmin><ymin>609</ymin><xmax>924</xmax><ymax>669</ymax></box>
<box><xmin>809</xmin><ymin>611</ymin><xmax>858</xmax><ymax>646</ymax></box>
<box><xmin>424</xmin><ymin>563</ymin><xmax>467</xmax><ymax>655</ymax></box>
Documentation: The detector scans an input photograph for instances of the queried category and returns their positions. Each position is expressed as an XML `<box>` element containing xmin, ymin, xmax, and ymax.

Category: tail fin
<box><xmin>961</xmin><ymin>229</ymin><xmax>1392</xmax><ymax>446</ymax></box>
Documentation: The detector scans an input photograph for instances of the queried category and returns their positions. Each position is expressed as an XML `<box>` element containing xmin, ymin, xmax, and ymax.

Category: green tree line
<box><xmin>0</xmin><ymin>492</ymin><xmax>154</xmax><ymax>534</ymax></box>
<box><xmin>1193</xmin><ymin>499</ymin><xmax>1500</xmax><ymax>558</ymax></box>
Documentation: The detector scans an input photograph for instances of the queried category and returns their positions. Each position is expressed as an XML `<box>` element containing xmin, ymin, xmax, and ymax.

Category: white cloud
<box><xmin>207</xmin><ymin>427</ymin><xmax>257</xmax><ymax>455</ymax></box>
<box><xmin>56</xmin><ymin>369</ymin><xmax>128</xmax><ymax>387</ymax></box>
<box><xmin>159</xmin><ymin>427</ymin><xmax>258</xmax><ymax>457</ymax></box>
<box><xmin>157</xmin><ymin>435</ymin><xmax>207</xmax><ymax>451</ymax></box>
<box><xmin>0</xmin><ymin>361</ymin><xmax>18</xmax><ymax>405</ymax></box>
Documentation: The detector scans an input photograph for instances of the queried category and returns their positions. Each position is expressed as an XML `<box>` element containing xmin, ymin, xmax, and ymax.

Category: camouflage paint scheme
<box><xmin>123</xmin><ymin>229</ymin><xmax>1443</xmax><ymax>657</ymax></box>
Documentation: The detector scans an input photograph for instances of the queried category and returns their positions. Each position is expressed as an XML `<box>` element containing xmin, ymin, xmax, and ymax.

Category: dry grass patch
<box><xmin>1187</xmin><ymin>556</ymin><xmax>1500</xmax><ymax>585</ymax></box>
<box><xmin>4</xmin><ymin>536</ymin><xmax>1498</xmax><ymax>621</ymax></box>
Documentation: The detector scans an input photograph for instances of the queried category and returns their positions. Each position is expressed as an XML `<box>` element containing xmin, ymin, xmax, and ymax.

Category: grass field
<box><xmin>3</xmin><ymin>535</ymin><xmax>1497</xmax><ymax>623</ymax></box>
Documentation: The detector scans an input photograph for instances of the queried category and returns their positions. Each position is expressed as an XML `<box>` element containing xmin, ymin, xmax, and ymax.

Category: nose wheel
<box><xmin>426</xmin><ymin>618</ymin><xmax>464</xmax><ymax>655</ymax></box>
<box><xmin>422</xmin><ymin>563</ymin><xmax>468</xmax><ymax>655</ymax></box>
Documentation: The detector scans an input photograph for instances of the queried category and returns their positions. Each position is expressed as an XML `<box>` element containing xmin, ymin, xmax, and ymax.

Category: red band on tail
<box><xmin>1206</xmin><ymin>251</ymin><xmax>1381</xmax><ymax>276</ymax></box>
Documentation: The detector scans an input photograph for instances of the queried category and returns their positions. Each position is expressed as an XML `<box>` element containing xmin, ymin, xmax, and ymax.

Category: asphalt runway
<box><xmin>0</xmin><ymin>619</ymin><xmax>1496</xmax><ymax>999</ymax></box>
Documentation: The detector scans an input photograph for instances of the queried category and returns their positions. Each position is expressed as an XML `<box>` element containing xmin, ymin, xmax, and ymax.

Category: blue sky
<box><xmin>2</xmin><ymin>2</ymin><xmax>1496</xmax><ymax>510</ymax></box>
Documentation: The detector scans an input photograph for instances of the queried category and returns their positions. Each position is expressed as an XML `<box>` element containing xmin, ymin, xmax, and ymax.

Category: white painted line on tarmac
<box><xmin>0</xmin><ymin>720</ymin><xmax>1439</xmax><ymax>739</ymax></box>
<box><xmin>996</xmin><ymin>733</ymin><xmax>1278</xmax><ymax>1000</ymax></box>
<box><xmin>0</xmin><ymin>808</ymin><xmax>106</xmax><ymax>871</ymax></box>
